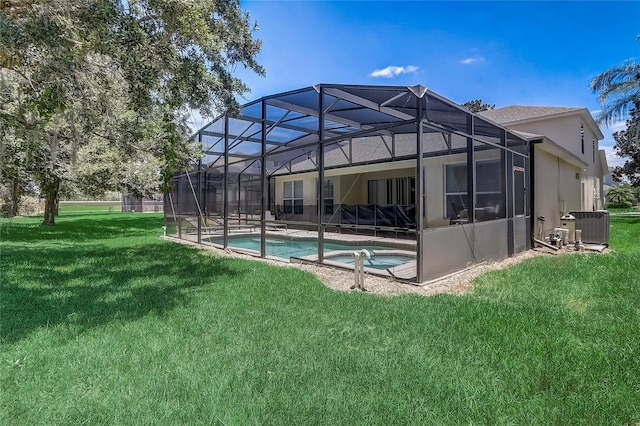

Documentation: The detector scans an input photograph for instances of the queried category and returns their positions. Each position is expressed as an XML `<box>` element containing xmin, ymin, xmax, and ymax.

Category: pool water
<box><xmin>211</xmin><ymin>236</ymin><xmax>412</xmax><ymax>270</ymax></box>
<box><xmin>328</xmin><ymin>255</ymin><xmax>413</xmax><ymax>270</ymax></box>
<box><xmin>215</xmin><ymin>236</ymin><xmax>385</xmax><ymax>259</ymax></box>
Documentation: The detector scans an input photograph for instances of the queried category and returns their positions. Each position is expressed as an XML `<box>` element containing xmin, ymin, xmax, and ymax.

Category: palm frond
<box><xmin>590</xmin><ymin>60</ymin><xmax>640</xmax><ymax>126</ymax></box>
<box><xmin>596</xmin><ymin>96</ymin><xmax>638</xmax><ymax>125</ymax></box>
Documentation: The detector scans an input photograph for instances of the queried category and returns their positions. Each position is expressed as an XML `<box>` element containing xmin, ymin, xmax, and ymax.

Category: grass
<box><xmin>58</xmin><ymin>204</ymin><xmax>121</xmax><ymax>215</ymax></box>
<box><xmin>608</xmin><ymin>207</ymin><xmax>639</xmax><ymax>214</ymax></box>
<box><xmin>1</xmin><ymin>212</ymin><xmax>639</xmax><ymax>424</ymax></box>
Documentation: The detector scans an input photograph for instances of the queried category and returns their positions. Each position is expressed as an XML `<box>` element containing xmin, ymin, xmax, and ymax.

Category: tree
<box><xmin>590</xmin><ymin>35</ymin><xmax>640</xmax><ymax>125</ymax></box>
<box><xmin>0</xmin><ymin>0</ymin><xmax>264</xmax><ymax>224</ymax></box>
<box><xmin>606</xmin><ymin>184</ymin><xmax>636</xmax><ymax>208</ymax></box>
<box><xmin>0</xmin><ymin>125</ymin><xmax>33</xmax><ymax>216</ymax></box>
<box><xmin>461</xmin><ymin>99</ymin><xmax>495</xmax><ymax>113</ymax></box>
<box><xmin>611</xmin><ymin>103</ymin><xmax>640</xmax><ymax>186</ymax></box>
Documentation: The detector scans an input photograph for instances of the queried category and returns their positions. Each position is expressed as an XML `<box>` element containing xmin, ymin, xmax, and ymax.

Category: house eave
<box><xmin>598</xmin><ymin>150</ymin><xmax>609</xmax><ymax>177</ymax></box>
<box><xmin>514</xmin><ymin>130</ymin><xmax>588</xmax><ymax>169</ymax></box>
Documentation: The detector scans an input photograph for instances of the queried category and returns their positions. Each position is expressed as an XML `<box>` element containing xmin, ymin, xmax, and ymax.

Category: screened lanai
<box><xmin>164</xmin><ymin>84</ymin><xmax>531</xmax><ymax>282</ymax></box>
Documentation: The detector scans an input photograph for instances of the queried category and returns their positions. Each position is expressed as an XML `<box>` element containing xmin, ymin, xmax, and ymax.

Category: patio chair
<box><xmin>265</xmin><ymin>211</ymin><xmax>287</xmax><ymax>231</ymax></box>
<box><xmin>184</xmin><ymin>217</ymin><xmax>224</xmax><ymax>234</ymax></box>
<box><xmin>450</xmin><ymin>209</ymin><xmax>469</xmax><ymax>225</ymax></box>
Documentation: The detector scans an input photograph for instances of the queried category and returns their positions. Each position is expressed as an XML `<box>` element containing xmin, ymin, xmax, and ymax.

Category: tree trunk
<box><xmin>43</xmin><ymin>129</ymin><xmax>61</xmax><ymax>224</ymax></box>
<box><xmin>9</xmin><ymin>177</ymin><xmax>21</xmax><ymax>217</ymax></box>
<box><xmin>42</xmin><ymin>178</ymin><xmax>60</xmax><ymax>225</ymax></box>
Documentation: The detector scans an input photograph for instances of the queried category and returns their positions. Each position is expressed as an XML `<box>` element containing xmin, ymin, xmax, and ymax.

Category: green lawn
<box><xmin>607</xmin><ymin>206</ymin><xmax>639</xmax><ymax>212</ymax></box>
<box><xmin>1</xmin><ymin>212</ymin><xmax>639</xmax><ymax>424</ymax></box>
<box><xmin>58</xmin><ymin>204</ymin><xmax>121</xmax><ymax>215</ymax></box>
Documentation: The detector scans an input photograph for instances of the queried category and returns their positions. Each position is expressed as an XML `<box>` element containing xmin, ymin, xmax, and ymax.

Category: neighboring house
<box><xmin>479</xmin><ymin>106</ymin><xmax>607</xmax><ymax>234</ymax></box>
<box><xmin>603</xmin><ymin>167</ymin><xmax>618</xmax><ymax>187</ymax></box>
<box><xmin>122</xmin><ymin>194</ymin><xmax>164</xmax><ymax>213</ymax></box>
<box><xmin>603</xmin><ymin>167</ymin><xmax>617</xmax><ymax>198</ymax></box>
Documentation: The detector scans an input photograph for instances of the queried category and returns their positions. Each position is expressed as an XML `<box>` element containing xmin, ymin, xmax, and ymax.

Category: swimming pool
<box><xmin>326</xmin><ymin>254</ymin><xmax>414</xmax><ymax>270</ymax></box>
<box><xmin>209</xmin><ymin>236</ymin><xmax>414</xmax><ymax>271</ymax></box>
<box><xmin>212</xmin><ymin>236</ymin><xmax>384</xmax><ymax>258</ymax></box>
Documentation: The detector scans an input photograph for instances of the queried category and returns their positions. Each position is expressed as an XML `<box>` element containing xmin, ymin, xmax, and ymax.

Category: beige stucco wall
<box><xmin>272</xmin><ymin>139</ymin><xmax>513</xmax><ymax>228</ymax></box>
<box><xmin>273</xmin><ymin>149</ymin><xmax>506</xmax><ymax>229</ymax></box>
<box><xmin>508</xmin><ymin>114</ymin><xmax>600</xmax><ymax>162</ymax></box>
<box><xmin>274</xmin><ymin>160</ymin><xmax>418</xmax><ymax>207</ymax></box>
<box><xmin>337</xmin><ymin>165</ymin><xmax>417</xmax><ymax>205</ymax></box>
<box><xmin>533</xmin><ymin>148</ymin><xmax>581</xmax><ymax>233</ymax></box>
<box><xmin>274</xmin><ymin>175</ymin><xmax>317</xmax><ymax>207</ymax></box>
<box><xmin>506</xmin><ymin>113</ymin><xmax>606</xmax><ymax>213</ymax></box>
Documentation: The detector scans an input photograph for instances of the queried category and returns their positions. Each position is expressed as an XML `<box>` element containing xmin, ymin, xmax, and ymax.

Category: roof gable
<box><xmin>478</xmin><ymin>105</ymin><xmax>604</xmax><ymax>140</ymax></box>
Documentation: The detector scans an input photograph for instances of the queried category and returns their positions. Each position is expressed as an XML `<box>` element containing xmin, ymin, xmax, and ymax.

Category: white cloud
<box><xmin>187</xmin><ymin>109</ymin><xmax>206</xmax><ymax>134</ymax></box>
<box><xmin>602</xmin><ymin>145</ymin><xmax>626</xmax><ymax>167</ymax></box>
<box><xmin>590</xmin><ymin>112</ymin><xmax>629</xmax><ymax>132</ymax></box>
<box><xmin>370</xmin><ymin>65</ymin><xmax>418</xmax><ymax>78</ymax></box>
<box><xmin>609</xmin><ymin>119</ymin><xmax>628</xmax><ymax>133</ymax></box>
<box><xmin>460</xmin><ymin>56</ymin><xmax>485</xmax><ymax>65</ymax></box>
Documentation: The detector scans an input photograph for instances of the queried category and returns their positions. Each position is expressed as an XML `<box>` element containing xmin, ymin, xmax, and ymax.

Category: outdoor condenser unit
<box><xmin>569</xmin><ymin>210</ymin><xmax>610</xmax><ymax>245</ymax></box>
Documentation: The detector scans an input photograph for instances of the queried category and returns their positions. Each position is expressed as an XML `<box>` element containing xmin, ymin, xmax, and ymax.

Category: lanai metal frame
<box><xmin>167</xmin><ymin>84</ymin><xmax>531</xmax><ymax>283</ymax></box>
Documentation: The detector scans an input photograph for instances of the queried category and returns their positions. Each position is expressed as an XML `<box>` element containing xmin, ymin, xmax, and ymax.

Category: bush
<box><xmin>18</xmin><ymin>196</ymin><xmax>42</xmax><ymax>216</ymax></box>
<box><xmin>0</xmin><ymin>196</ymin><xmax>42</xmax><ymax>217</ymax></box>
<box><xmin>606</xmin><ymin>200</ymin><xmax>633</xmax><ymax>209</ymax></box>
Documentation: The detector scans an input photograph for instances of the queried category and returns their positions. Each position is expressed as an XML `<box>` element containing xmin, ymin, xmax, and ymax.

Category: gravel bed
<box><xmin>165</xmin><ymin>236</ymin><xmax>594</xmax><ymax>297</ymax></box>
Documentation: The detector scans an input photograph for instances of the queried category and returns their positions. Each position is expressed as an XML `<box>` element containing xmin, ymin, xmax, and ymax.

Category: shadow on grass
<box><xmin>57</xmin><ymin>210</ymin><xmax>123</xmax><ymax>217</ymax></box>
<box><xmin>615</xmin><ymin>217</ymin><xmax>640</xmax><ymax>225</ymax></box>
<box><xmin>0</xmin><ymin>214</ymin><xmax>164</xmax><ymax>243</ymax></box>
<box><xmin>1</xmin><ymin>239</ymin><xmax>242</xmax><ymax>344</ymax></box>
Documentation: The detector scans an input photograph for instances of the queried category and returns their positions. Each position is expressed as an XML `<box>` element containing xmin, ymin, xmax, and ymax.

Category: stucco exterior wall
<box><xmin>533</xmin><ymin>148</ymin><xmax>581</xmax><ymax>234</ymax></box>
<box><xmin>273</xmin><ymin>161</ymin><xmax>418</xmax><ymax>209</ymax></box>
<box><xmin>272</xmin><ymin>148</ymin><xmax>507</xmax><ymax>229</ymax></box>
<box><xmin>506</xmin><ymin>114</ymin><xmax>606</xmax><ymax>213</ymax></box>
<box><xmin>275</xmin><ymin>174</ymin><xmax>313</xmax><ymax>207</ymax></box>
<box><xmin>507</xmin><ymin>115</ymin><xmax>600</xmax><ymax>162</ymax></box>
<box><xmin>338</xmin><ymin>166</ymin><xmax>416</xmax><ymax>205</ymax></box>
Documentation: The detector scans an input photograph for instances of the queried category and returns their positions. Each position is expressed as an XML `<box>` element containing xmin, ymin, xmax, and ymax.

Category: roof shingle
<box><xmin>478</xmin><ymin>105</ymin><xmax>584</xmax><ymax>124</ymax></box>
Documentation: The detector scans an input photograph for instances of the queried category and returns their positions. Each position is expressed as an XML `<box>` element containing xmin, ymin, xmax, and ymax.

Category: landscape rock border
<box><xmin>165</xmin><ymin>236</ymin><xmax>601</xmax><ymax>297</ymax></box>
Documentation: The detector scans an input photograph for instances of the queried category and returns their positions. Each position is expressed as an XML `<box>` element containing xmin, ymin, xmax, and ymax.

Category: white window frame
<box><xmin>444</xmin><ymin>162</ymin><xmax>468</xmax><ymax>219</ymax></box>
<box><xmin>444</xmin><ymin>159</ymin><xmax>502</xmax><ymax>219</ymax></box>
<box><xmin>283</xmin><ymin>180</ymin><xmax>303</xmax><ymax>214</ymax></box>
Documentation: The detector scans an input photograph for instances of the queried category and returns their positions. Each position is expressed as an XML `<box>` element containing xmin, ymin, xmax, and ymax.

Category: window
<box><xmin>367</xmin><ymin>177</ymin><xmax>415</xmax><ymax>205</ymax></box>
<box><xmin>323</xmin><ymin>178</ymin><xmax>334</xmax><ymax>214</ymax></box>
<box><xmin>445</xmin><ymin>158</ymin><xmax>504</xmax><ymax>221</ymax></box>
<box><xmin>580</xmin><ymin>123</ymin><xmax>585</xmax><ymax>154</ymax></box>
<box><xmin>476</xmin><ymin>160</ymin><xmax>503</xmax><ymax>216</ymax></box>
<box><xmin>283</xmin><ymin>180</ymin><xmax>303</xmax><ymax>214</ymax></box>
<box><xmin>444</xmin><ymin>163</ymin><xmax>468</xmax><ymax>219</ymax></box>
<box><xmin>513</xmin><ymin>169</ymin><xmax>526</xmax><ymax>216</ymax></box>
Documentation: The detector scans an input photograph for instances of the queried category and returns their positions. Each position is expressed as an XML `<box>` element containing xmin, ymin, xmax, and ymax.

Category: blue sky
<box><xmin>200</xmin><ymin>1</ymin><xmax>640</xmax><ymax>166</ymax></box>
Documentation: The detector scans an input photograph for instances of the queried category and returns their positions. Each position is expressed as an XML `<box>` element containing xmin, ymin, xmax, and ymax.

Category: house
<box><xmin>478</xmin><ymin>106</ymin><xmax>607</xmax><ymax>235</ymax></box>
<box><xmin>165</xmin><ymin>84</ymin><xmax>605</xmax><ymax>283</ymax></box>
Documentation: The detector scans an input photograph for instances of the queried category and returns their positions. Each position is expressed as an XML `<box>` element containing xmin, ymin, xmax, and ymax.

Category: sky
<box><xmin>194</xmin><ymin>0</ymin><xmax>640</xmax><ymax>167</ymax></box>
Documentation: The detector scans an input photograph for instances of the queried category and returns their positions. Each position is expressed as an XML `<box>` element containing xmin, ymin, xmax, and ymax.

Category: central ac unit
<box><xmin>569</xmin><ymin>210</ymin><xmax>610</xmax><ymax>245</ymax></box>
